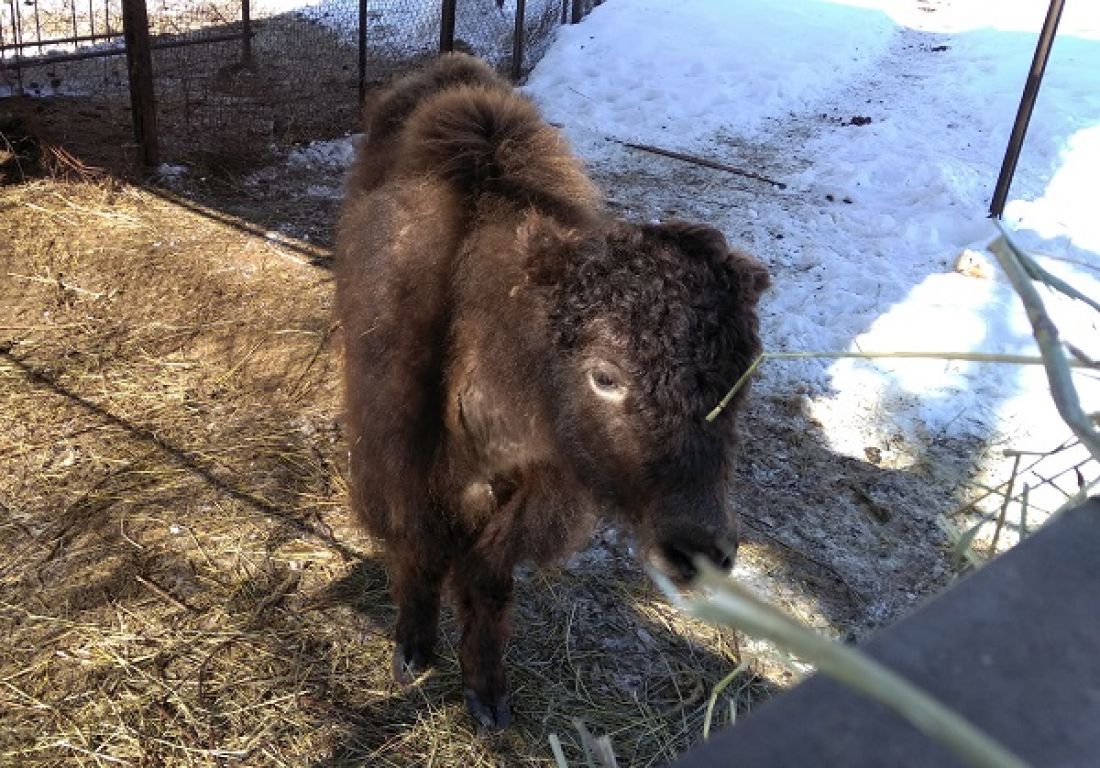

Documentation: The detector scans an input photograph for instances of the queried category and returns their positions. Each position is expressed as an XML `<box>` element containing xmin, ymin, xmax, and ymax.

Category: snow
<box><xmin>527</xmin><ymin>0</ymin><xmax>895</xmax><ymax>146</ymax></box>
<box><xmin>243</xmin><ymin>135</ymin><xmax>357</xmax><ymax>199</ymax></box>
<box><xmin>525</xmin><ymin>0</ymin><xmax>1100</xmax><ymax>484</ymax></box>
<box><xmin>287</xmin><ymin>136</ymin><xmax>358</xmax><ymax>170</ymax></box>
<box><xmin>156</xmin><ymin>163</ymin><xmax>188</xmax><ymax>179</ymax></box>
<box><xmin>1008</xmin><ymin>123</ymin><xmax>1100</xmax><ymax>254</ymax></box>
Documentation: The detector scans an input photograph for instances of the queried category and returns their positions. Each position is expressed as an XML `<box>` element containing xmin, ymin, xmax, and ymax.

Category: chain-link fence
<box><xmin>1</xmin><ymin>0</ymin><xmax>602</xmax><ymax>169</ymax></box>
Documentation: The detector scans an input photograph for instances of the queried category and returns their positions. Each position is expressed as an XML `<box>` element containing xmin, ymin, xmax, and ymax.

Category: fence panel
<box><xmin>1</xmin><ymin>0</ymin><xmax>586</xmax><ymax>166</ymax></box>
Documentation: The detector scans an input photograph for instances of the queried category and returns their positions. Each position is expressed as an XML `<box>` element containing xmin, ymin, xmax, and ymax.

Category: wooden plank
<box><xmin>675</xmin><ymin>499</ymin><xmax>1100</xmax><ymax>767</ymax></box>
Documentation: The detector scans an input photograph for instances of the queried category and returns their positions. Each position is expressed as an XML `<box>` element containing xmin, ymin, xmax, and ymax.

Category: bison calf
<box><xmin>335</xmin><ymin>53</ymin><xmax>769</xmax><ymax>729</ymax></box>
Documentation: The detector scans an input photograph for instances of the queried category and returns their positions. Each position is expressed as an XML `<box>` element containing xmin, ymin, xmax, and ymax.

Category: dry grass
<box><xmin>0</xmin><ymin>179</ymin><xmax>771</xmax><ymax>767</ymax></box>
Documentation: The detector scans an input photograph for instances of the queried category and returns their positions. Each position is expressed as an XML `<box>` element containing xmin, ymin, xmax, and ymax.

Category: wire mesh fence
<box><xmin>146</xmin><ymin>0</ymin><xmax>359</xmax><ymax>164</ymax></box>
<box><xmin>1</xmin><ymin>0</ymin><xmax>601</xmax><ymax>167</ymax></box>
<box><xmin>0</xmin><ymin>0</ymin><xmax>130</xmax><ymax>132</ymax></box>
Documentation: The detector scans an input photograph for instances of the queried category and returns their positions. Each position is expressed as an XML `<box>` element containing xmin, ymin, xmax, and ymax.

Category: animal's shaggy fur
<box><xmin>335</xmin><ymin>53</ymin><xmax>770</xmax><ymax>729</ymax></box>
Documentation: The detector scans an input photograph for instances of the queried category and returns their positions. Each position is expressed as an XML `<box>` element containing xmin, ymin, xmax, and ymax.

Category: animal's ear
<box><xmin>655</xmin><ymin>220</ymin><xmax>730</xmax><ymax>262</ymax></box>
<box><xmin>519</xmin><ymin>215</ymin><xmax>585</xmax><ymax>287</ymax></box>
<box><xmin>725</xmin><ymin>247</ymin><xmax>771</xmax><ymax>305</ymax></box>
<box><xmin>656</xmin><ymin>220</ymin><xmax>771</xmax><ymax>304</ymax></box>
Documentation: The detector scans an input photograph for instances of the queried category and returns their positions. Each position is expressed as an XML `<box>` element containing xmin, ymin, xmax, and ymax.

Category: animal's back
<box><xmin>336</xmin><ymin>54</ymin><xmax>601</xmax><ymax>544</ymax></box>
<box><xmin>395</xmin><ymin>82</ymin><xmax>600</xmax><ymax>224</ymax></box>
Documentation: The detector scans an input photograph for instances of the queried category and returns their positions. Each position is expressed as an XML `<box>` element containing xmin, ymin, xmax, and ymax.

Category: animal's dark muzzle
<box><xmin>658</xmin><ymin>536</ymin><xmax>736</xmax><ymax>585</ymax></box>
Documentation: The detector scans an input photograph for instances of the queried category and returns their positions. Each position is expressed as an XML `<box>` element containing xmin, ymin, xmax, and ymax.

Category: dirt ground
<box><xmin>0</xmin><ymin>131</ymin><xmax>1066</xmax><ymax>766</ymax></box>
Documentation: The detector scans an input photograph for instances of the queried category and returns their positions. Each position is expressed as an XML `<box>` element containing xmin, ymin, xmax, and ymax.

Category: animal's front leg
<box><xmin>390</xmin><ymin>541</ymin><xmax>451</xmax><ymax>684</ymax></box>
<box><xmin>453</xmin><ymin>552</ymin><xmax>514</xmax><ymax>729</ymax></box>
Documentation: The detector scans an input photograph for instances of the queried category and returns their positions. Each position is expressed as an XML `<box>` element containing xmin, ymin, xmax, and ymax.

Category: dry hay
<box><xmin>5</xmin><ymin>168</ymin><xmax>1063</xmax><ymax>766</ymax></box>
<box><xmin>0</xmin><ymin>179</ymin><xmax>772</xmax><ymax>767</ymax></box>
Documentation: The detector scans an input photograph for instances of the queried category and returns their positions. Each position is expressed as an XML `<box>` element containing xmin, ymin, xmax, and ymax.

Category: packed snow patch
<box><xmin>287</xmin><ymin>136</ymin><xmax>358</xmax><ymax>171</ymax></box>
<box><xmin>526</xmin><ymin>0</ymin><xmax>895</xmax><ymax>150</ymax></box>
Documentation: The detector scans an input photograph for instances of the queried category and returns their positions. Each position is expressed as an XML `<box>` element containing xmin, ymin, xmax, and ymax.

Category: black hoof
<box><xmin>391</xmin><ymin>642</ymin><xmax>432</xmax><ymax>685</ymax></box>
<box><xmin>463</xmin><ymin>688</ymin><xmax>511</xmax><ymax>730</ymax></box>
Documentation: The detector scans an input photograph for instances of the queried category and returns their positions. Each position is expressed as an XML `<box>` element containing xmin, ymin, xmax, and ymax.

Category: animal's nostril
<box><xmin>659</xmin><ymin>542</ymin><xmax>698</xmax><ymax>583</ymax></box>
<box><xmin>661</xmin><ymin>538</ymin><xmax>735</xmax><ymax>582</ymax></box>
<box><xmin>716</xmin><ymin>540</ymin><xmax>738</xmax><ymax>571</ymax></box>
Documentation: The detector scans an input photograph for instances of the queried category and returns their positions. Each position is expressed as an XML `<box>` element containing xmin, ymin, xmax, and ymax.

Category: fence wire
<box><xmin>1</xmin><ymin>0</ymin><xmax>597</xmax><ymax>166</ymax></box>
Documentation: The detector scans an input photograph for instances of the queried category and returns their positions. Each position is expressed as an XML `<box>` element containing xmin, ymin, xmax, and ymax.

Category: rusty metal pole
<box><xmin>511</xmin><ymin>0</ymin><xmax>525</xmax><ymax>81</ymax></box>
<box><xmin>121</xmin><ymin>0</ymin><xmax>159</xmax><ymax>166</ymax></box>
<box><xmin>439</xmin><ymin>0</ymin><xmax>456</xmax><ymax>53</ymax></box>
<box><xmin>989</xmin><ymin>0</ymin><xmax>1064</xmax><ymax>219</ymax></box>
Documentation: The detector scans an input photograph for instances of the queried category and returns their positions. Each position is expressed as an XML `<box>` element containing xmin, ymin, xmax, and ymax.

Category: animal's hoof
<box><xmin>463</xmin><ymin>688</ymin><xmax>511</xmax><ymax>730</ymax></box>
<box><xmin>392</xmin><ymin>643</ymin><xmax>432</xmax><ymax>685</ymax></box>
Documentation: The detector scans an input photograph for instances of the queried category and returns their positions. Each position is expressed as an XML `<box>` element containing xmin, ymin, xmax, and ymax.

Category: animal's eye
<box><xmin>588</xmin><ymin>366</ymin><xmax>626</xmax><ymax>401</ymax></box>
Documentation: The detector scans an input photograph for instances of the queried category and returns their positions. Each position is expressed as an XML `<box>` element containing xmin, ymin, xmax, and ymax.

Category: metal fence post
<box><xmin>1</xmin><ymin>4</ymin><xmax>25</xmax><ymax>93</ymax></box>
<box><xmin>989</xmin><ymin>0</ymin><xmax>1064</xmax><ymax>219</ymax></box>
<box><xmin>358</xmin><ymin>0</ymin><xmax>367</xmax><ymax>103</ymax></box>
<box><xmin>439</xmin><ymin>0</ymin><xmax>456</xmax><ymax>52</ymax></box>
<box><xmin>240</xmin><ymin>0</ymin><xmax>252</xmax><ymax>66</ymax></box>
<box><xmin>511</xmin><ymin>0</ymin><xmax>525</xmax><ymax>81</ymax></box>
<box><xmin>121</xmin><ymin>0</ymin><xmax>159</xmax><ymax>166</ymax></box>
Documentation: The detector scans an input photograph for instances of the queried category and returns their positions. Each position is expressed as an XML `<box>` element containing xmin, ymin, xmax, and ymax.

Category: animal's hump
<box><xmin>364</xmin><ymin>53</ymin><xmax>506</xmax><ymax>147</ymax></box>
<box><xmin>350</xmin><ymin>53</ymin><xmax>507</xmax><ymax>193</ymax></box>
<box><xmin>401</xmin><ymin>83</ymin><xmax>601</xmax><ymax>221</ymax></box>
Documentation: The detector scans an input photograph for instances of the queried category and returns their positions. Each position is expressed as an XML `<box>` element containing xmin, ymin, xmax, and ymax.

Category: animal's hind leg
<box><xmin>453</xmin><ymin>551</ymin><xmax>514</xmax><ymax>729</ymax></box>
<box><xmin>390</xmin><ymin>536</ymin><xmax>452</xmax><ymax>684</ymax></box>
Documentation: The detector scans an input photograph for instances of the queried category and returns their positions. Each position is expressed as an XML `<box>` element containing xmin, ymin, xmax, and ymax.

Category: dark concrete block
<box><xmin>676</xmin><ymin>499</ymin><xmax>1100</xmax><ymax>767</ymax></box>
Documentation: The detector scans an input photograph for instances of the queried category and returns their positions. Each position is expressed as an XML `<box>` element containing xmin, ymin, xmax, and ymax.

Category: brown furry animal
<box><xmin>336</xmin><ymin>53</ymin><xmax>770</xmax><ymax>729</ymax></box>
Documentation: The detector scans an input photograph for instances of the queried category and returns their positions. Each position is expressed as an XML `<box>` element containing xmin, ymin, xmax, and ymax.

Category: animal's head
<box><xmin>523</xmin><ymin>217</ymin><xmax>771</xmax><ymax>584</ymax></box>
